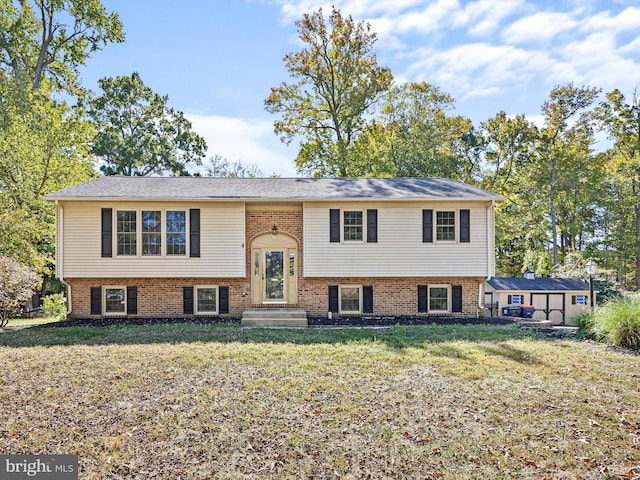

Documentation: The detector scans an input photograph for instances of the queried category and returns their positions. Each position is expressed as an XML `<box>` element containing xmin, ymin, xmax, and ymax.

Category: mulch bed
<box><xmin>38</xmin><ymin>315</ymin><xmax>516</xmax><ymax>329</ymax></box>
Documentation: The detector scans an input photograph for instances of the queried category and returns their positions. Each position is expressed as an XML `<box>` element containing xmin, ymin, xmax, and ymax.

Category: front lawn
<box><xmin>0</xmin><ymin>323</ymin><xmax>638</xmax><ymax>479</ymax></box>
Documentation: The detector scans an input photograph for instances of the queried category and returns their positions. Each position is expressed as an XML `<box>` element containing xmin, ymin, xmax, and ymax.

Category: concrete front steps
<box><xmin>241</xmin><ymin>309</ymin><xmax>308</xmax><ymax>327</ymax></box>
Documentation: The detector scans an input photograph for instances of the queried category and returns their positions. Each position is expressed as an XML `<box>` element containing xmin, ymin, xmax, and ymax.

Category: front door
<box><xmin>251</xmin><ymin>234</ymin><xmax>298</xmax><ymax>305</ymax></box>
<box><xmin>264</xmin><ymin>250</ymin><xmax>285</xmax><ymax>301</ymax></box>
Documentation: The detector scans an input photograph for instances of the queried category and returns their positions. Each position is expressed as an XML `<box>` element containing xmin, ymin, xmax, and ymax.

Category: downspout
<box><xmin>479</xmin><ymin>200</ymin><xmax>496</xmax><ymax>315</ymax></box>
<box><xmin>56</xmin><ymin>201</ymin><xmax>72</xmax><ymax>315</ymax></box>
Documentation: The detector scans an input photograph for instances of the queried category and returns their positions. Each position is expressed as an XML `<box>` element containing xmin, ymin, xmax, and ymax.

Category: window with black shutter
<box><xmin>329</xmin><ymin>209</ymin><xmax>340</xmax><ymax>242</ymax></box>
<box><xmin>219</xmin><ymin>286</ymin><xmax>229</xmax><ymax>314</ymax></box>
<box><xmin>328</xmin><ymin>285</ymin><xmax>338</xmax><ymax>312</ymax></box>
<box><xmin>366</xmin><ymin>210</ymin><xmax>377</xmax><ymax>243</ymax></box>
<box><xmin>183</xmin><ymin>287</ymin><xmax>194</xmax><ymax>315</ymax></box>
<box><xmin>418</xmin><ymin>286</ymin><xmax>428</xmax><ymax>313</ymax></box>
<box><xmin>452</xmin><ymin>285</ymin><xmax>463</xmax><ymax>313</ymax></box>
<box><xmin>422</xmin><ymin>210</ymin><xmax>433</xmax><ymax>243</ymax></box>
<box><xmin>363</xmin><ymin>286</ymin><xmax>373</xmax><ymax>313</ymax></box>
<box><xmin>459</xmin><ymin>209</ymin><xmax>470</xmax><ymax>243</ymax></box>
<box><xmin>101</xmin><ymin>208</ymin><xmax>113</xmax><ymax>257</ymax></box>
<box><xmin>190</xmin><ymin>209</ymin><xmax>200</xmax><ymax>257</ymax></box>
<box><xmin>90</xmin><ymin>287</ymin><xmax>102</xmax><ymax>315</ymax></box>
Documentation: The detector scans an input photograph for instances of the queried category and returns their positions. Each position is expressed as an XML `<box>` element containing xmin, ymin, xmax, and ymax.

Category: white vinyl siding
<box><xmin>59</xmin><ymin>201</ymin><xmax>245</xmax><ymax>278</ymax></box>
<box><xmin>304</xmin><ymin>201</ymin><xmax>492</xmax><ymax>277</ymax></box>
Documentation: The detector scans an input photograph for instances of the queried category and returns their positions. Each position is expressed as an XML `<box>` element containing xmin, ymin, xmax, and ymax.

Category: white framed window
<box><xmin>104</xmin><ymin>286</ymin><xmax>126</xmax><ymax>315</ymax></box>
<box><xmin>429</xmin><ymin>285</ymin><xmax>451</xmax><ymax>313</ymax></box>
<box><xmin>339</xmin><ymin>285</ymin><xmax>362</xmax><ymax>314</ymax></box>
<box><xmin>510</xmin><ymin>294</ymin><xmax>523</xmax><ymax>305</ymax></box>
<box><xmin>142</xmin><ymin>210</ymin><xmax>162</xmax><ymax>256</ymax></box>
<box><xmin>114</xmin><ymin>209</ymin><xmax>188</xmax><ymax>257</ymax></box>
<box><xmin>166</xmin><ymin>210</ymin><xmax>187</xmax><ymax>255</ymax></box>
<box><xmin>574</xmin><ymin>295</ymin><xmax>588</xmax><ymax>305</ymax></box>
<box><xmin>116</xmin><ymin>210</ymin><xmax>137</xmax><ymax>255</ymax></box>
<box><xmin>343</xmin><ymin>211</ymin><xmax>364</xmax><ymax>241</ymax></box>
<box><xmin>195</xmin><ymin>285</ymin><xmax>218</xmax><ymax>314</ymax></box>
<box><xmin>436</xmin><ymin>211</ymin><xmax>456</xmax><ymax>241</ymax></box>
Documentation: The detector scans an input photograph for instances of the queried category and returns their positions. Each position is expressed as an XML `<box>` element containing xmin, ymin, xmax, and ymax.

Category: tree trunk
<box><xmin>550</xmin><ymin>158</ymin><xmax>559</xmax><ymax>267</ymax></box>
<box><xmin>635</xmin><ymin>201</ymin><xmax>640</xmax><ymax>290</ymax></box>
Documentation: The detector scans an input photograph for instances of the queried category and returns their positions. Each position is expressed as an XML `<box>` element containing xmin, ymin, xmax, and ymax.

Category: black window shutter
<box><xmin>418</xmin><ymin>285</ymin><xmax>428</xmax><ymax>313</ymax></box>
<box><xmin>127</xmin><ymin>286</ymin><xmax>137</xmax><ymax>315</ymax></box>
<box><xmin>328</xmin><ymin>285</ymin><xmax>338</xmax><ymax>312</ymax></box>
<box><xmin>101</xmin><ymin>208</ymin><xmax>112</xmax><ymax>257</ymax></box>
<box><xmin>460</xmin><ymin>209</ymin><xmax>470</xmax><ymax>243</ymax></box>
<box><xmin>90</xmin><ymin>287</ymin><xmax>102</xmax><ymax>315</ymax></box>
<box><xmin>422</xmin><ymin>209</ymin><xmax>433</xmax><ymax>243</ymax></box>
<box><xmin>508</xmin><ymin>295</ymin><xmax>512</xmax><ymax>304</ymax></box>
<box><xmin>219</xmin><ymin>286</ymin><xmax>229</xmax><ymax>314</ymax></box>
<box><xmin>183</xmin><ymin>287</ymin><xmax>194</xmax><ymax>314</ymax></box>
<box><xmin>452</xmin><ymin>285</ymin><xmax>463</xmax><ymax>313</ymax></box>
<box><xmin>190</xmin><ymin>209</ymin><xmax>201</xmax><ymax>258</ymax></box>
<box><xmin>329</xmin><ymin>209</ymin><xmax>340</xmax><ymax>243</ymax></box>
<box><xmin>571</xmin><ymin>295</ymin><xmax>577</xmax><ymax>305</ymax></box>
<box><xmin>363</xmin><ymin>286</ymin><xmax>373</xmax><ymax>313</ymax></box>
<box><xmin>366</xmin><ymin>209</ymin><xmax>377</xmax><ymax>243</ymax></box>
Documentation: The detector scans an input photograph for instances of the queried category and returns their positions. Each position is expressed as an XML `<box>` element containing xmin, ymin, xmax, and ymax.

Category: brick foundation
<box><xmin>67</xmin><ymin>276</ymin><xmax>485</xmax><ymax>318</ymax></box>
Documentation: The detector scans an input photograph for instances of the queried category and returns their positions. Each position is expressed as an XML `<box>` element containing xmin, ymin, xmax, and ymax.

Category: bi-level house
<box><xmin>45</xmin><ymin>176</ymin><xmax>503</xmax><ymax>324</ymax></box>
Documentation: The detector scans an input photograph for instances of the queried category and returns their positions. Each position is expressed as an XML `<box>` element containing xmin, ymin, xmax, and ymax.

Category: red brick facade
<box><xmin>67</xmin><ymin>207</ymin><xmax>485</xmax><ymax>319</ymax></box>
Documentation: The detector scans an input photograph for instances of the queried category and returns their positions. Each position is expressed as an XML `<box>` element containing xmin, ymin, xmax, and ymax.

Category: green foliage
<box><xmin>42</xmin><ymin>293</ymin><xmax>67</xmax><ymax>320</ymax></box>
<box><xmin>596</xmin><ymin>90</ymin><xmax>640</xmax><ymax>290</ymax></box>
<box><xmin>0</xmin><ymin>0</ymin><xmax>124</xmax><ymax>92</ymax></box>
<box><xmin>0</xmin><ymin>74</ymin><xmax>95</xmax><ymax>275</ymax></box>
<box><xmin>352</xmin><ymin>82</ymin><xmax>475</xmax><ymax>179</ymax></box>
<box><xmin>264</xmin><ymin>6</ymin><xmax>392</xmax><ymax>176</ymax></box>
<box><xmin>587</xmin><ymin>296</ymin><xmax>640</xmax><ymax>350</ymax></box>
<box><xmin>87</xmin><ymin>72</ymin><xmax>207</xmax><ymax>176</ymax></box>
<box><xmin>0</xmin><ymin>256</ymin><xmax>39</xmax><ymax>327</ymax></box>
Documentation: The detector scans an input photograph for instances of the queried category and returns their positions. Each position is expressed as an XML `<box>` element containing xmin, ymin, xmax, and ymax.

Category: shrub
<box><xmin>42</xmin><ymin>293</ymin><xmax>67</xmax><ymax>321</ymax></box>
<box><xmin>0</xmin><ymin>256</ymin><xmax>39</xmax><ymax>327</ymax></box>
<box><xmin>588</xmin><ymin>297</ymin><xmax>640</xmax><ymax>350</ymax></box>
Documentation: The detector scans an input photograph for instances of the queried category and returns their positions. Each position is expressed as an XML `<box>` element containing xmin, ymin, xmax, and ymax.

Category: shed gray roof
<box><xmin>487</xmin><ymin>277</ymin><xmax>590</xmax><ymax>292</ymax></box>
<box><xmin>44</xmin><ymin>176</ymin><xmax>504</xmax><ymax>202</ymax></box>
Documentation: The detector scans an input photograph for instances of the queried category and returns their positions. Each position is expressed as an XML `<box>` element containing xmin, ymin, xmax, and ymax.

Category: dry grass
<box><xmin>0</xmin><ymin>323</ymin><xmax>638</xmax><ymax>479</ymax></box>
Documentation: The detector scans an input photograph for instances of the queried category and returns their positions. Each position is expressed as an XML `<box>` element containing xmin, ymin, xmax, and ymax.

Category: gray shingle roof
<box><xmin>487</xmin><ymin>277</ymin><xmax>590</xmax><ymax>292</ymax></box>
<box><xmin>44</xmin><ymin>176</ymin><xmax>504</xmax><ymax>201</ymax></box>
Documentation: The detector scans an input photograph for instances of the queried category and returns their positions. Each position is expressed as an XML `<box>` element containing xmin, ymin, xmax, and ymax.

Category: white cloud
<box><xmin>406</xmin><ymin>43</ymin><xmax>552</xmax><ymax>99</ymax></box>
<box><xmin>501</xmin><ymin>11</ymin><xmax>578</xmax><ymax>44</ymax></box>
<box><xmin>186</xmin><ymin>114</ymin><xmax>299</xmax><ymax>177</ymax></box>
<box><xmin>453</xmin><ymin>0</ymin><xmax>525</xmax><ymax>37</ymax></box>
<box><xmin>580</xmin><ymin>6</ymin><xmax>640</xmax><ymax>34</ymax></box>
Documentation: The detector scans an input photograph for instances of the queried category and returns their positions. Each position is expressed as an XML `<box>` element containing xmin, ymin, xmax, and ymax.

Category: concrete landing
<box><xmin>241</xmin><ymin>309</ymin><xmax>308</xmax><ymax>327</ymax></box>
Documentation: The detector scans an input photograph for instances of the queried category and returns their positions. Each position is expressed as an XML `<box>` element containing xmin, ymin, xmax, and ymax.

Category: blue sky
<box><xmin>80</xmin><ymin>0</ymin><xmax>640</xmax><ymax>177</ymax></box>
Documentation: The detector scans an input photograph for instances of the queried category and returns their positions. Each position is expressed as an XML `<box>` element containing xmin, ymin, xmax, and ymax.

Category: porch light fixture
<box><xmin>586</xmin><ymin>258</ymin><xmax>597</xmax><ymax>310</ymax></box>
<box><xmin>271</xmin><ymin>225</ymin><xmax>278</xmax><ymax>238</ymax></box>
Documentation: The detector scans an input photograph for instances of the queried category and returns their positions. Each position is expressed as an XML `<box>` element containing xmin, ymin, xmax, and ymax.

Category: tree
<box><xmin>477</xmin><ymin>111</ymin><xmax>543</xmax><ymax>276</ymax></box>
<box><xmin>0</xmin><ymin>74</ymin><xmax>95</xmax><ymax>277</ymax></box>
<box><xmin>264</xmin><ymin>6</ymin><xmax>392</xmax><ymax>177</ymax></box>
<box><xmin>597</xmin><ymin>89</ymin><xmax>640</xmax><ymax>289</ymax></box>
<box><xmin>350</xmin><ymin>82</ymin><xmax>475</xmax><ymax>179</ymax></box>
<box><xmin>0</xmin><ymin>256</ymin><xmax>39</xmax><ymax>327</ymax></box>
<box><xmin>87</xmin><ymin>72</ymin><xmax>207</xmax><ymax>176</ymax></box>
<box><xmin>203</xmin><ymin>155</ymin><xmax>263</xmax><ymax>178</ymax></box>
<box><xmin>0</xmin><ymin>0</ymin><xmax>124</xmax><ymax>92</ymax></box>
<box><xmin>536</xmin><ymin>83</ymin><xmax>600</xmax><ymax>268</ymax></box>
